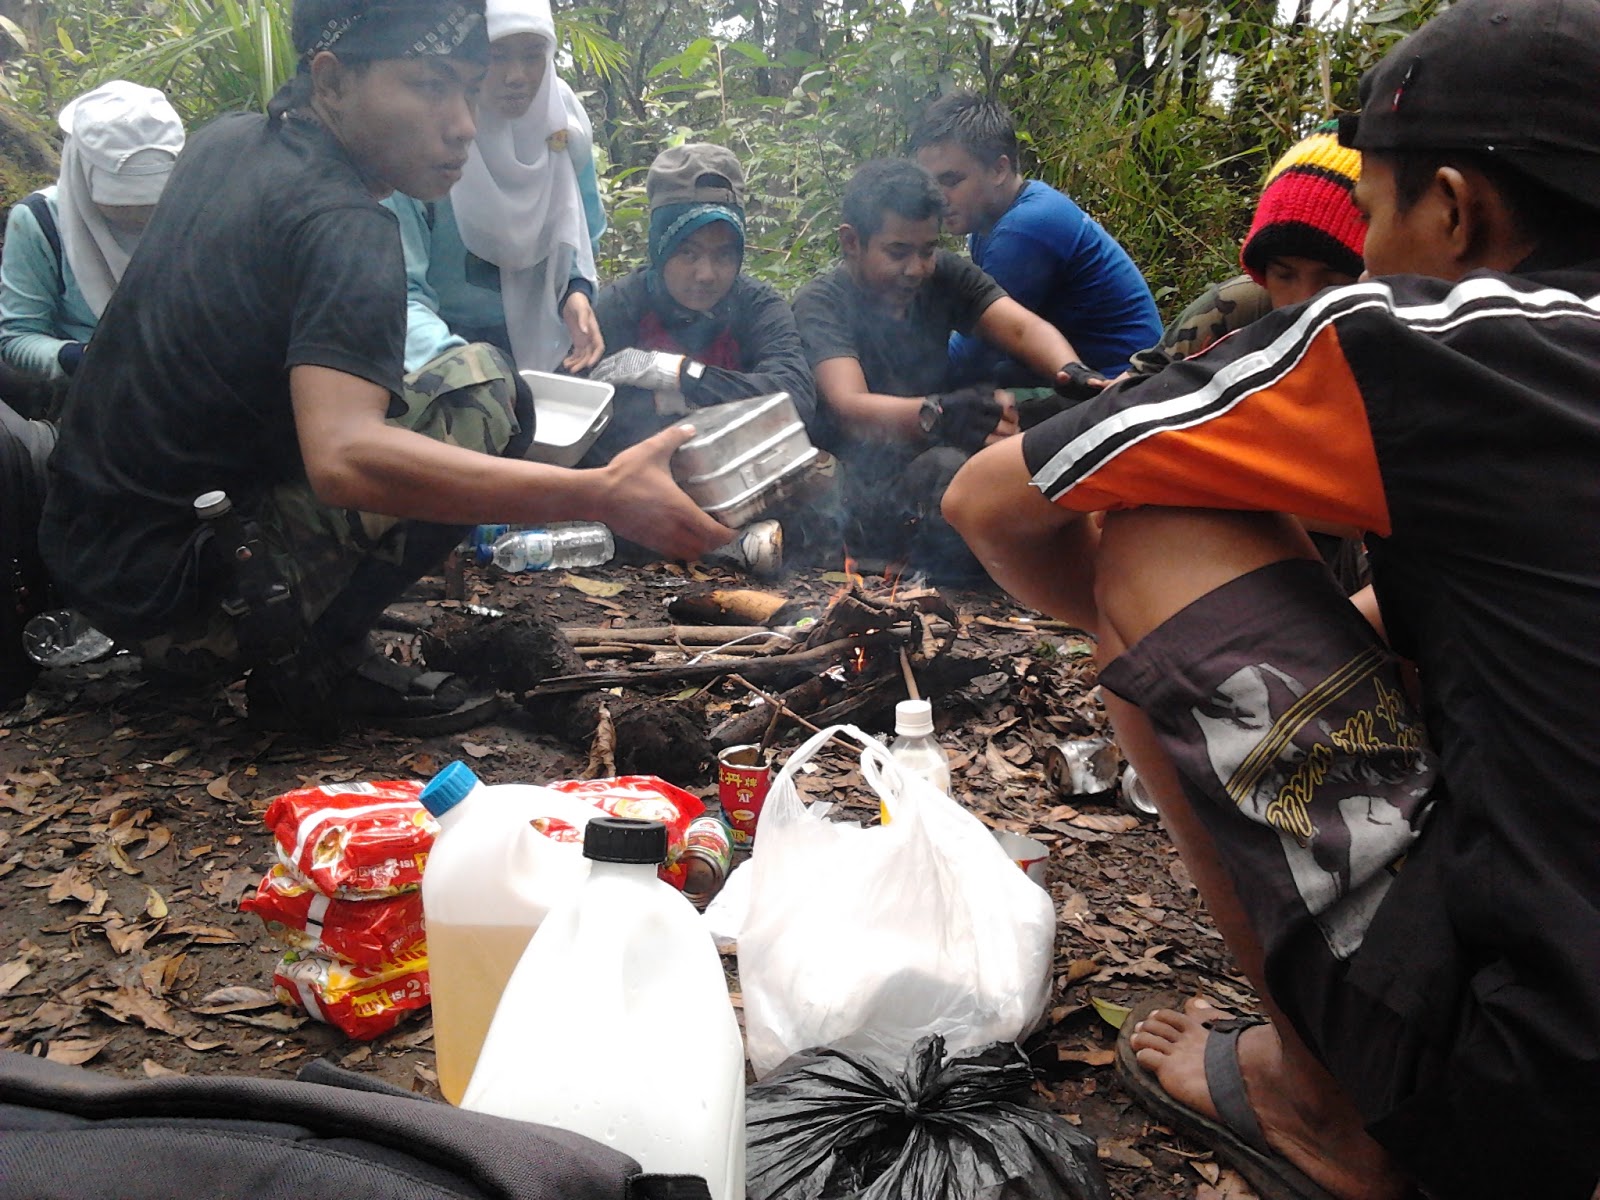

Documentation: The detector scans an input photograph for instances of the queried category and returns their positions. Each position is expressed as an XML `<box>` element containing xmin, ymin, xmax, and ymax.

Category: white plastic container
<box><xmin>462</xmin><ymin>817</ymin><xmax>746</xmax><ymax>1200</ymax></box>
<box><xmin>418</xmin><ymin>761</ymin><xmax>599</xmax><ymax>1105</ymax></box>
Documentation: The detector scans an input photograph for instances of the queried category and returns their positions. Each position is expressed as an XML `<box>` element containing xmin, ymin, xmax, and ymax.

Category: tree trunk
<box><xmin>765</xmin><ymin>0</ymin><xmax>823</xmax><ymax>96</ymax></box>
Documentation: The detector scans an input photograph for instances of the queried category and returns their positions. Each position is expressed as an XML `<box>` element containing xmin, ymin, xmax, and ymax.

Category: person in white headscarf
<box><xmin>384</xmin><ymin>0</ymin><xmax>604</xmax><ymax>376</ymax></box>
<box><xmin>0</xmin><ymin>80</ymin><xmax>184</xmax><ymax>387</ymax></box>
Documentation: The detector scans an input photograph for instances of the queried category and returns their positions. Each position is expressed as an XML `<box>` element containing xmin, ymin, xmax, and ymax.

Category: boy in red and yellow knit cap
<box><xmin>1133</xmin><ymin>119</ymin><xmax>1365</xmax><ymax>371</ymax></box>
<box><xmin>1240</xmin><ymin>118</ymin><xmax>1366</xmax><ymax>309</ymax></box>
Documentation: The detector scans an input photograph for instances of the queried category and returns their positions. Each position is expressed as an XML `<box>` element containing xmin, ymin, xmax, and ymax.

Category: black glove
<box><xmin>1055</xmin><ymin>360</ymin><xmax>1108</xmax><ymax>401</ymax></box>
<box><xmin>57</xmin><ymin>341</ymin><xmax>86</xmax><ymax>376</ymax></box>
<box><xmin>919</xmin><ymin>384</ymin><xmax>1005</xmax><ymax>452</ymax></box>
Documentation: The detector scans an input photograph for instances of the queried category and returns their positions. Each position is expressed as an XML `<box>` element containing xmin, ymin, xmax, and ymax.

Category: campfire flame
<box><xmin>832</xmin><ymin>553</ymin><xmax>868</xmax><ymax>604</ymax></box>
<box><xmin>850</xmin><ymin>645</ymin><xmax>868</xmax><ymax>673</ymax></box>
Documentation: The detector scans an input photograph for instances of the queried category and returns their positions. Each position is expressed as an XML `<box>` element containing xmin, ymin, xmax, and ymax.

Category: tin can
<box><xmin>718</xmin><ymin>744</ymin><xmax>772</xmax><ymax>848</ymax></box>
<box><xmin>1044</xmin><ymin>737</ymin><xmax>1121</xmax><ymax>797</ymax></box>
<box><xmin>1118</xmin><ymin>764</ymin><xmax>1159</xmax><ymax>822</ymax></box>
<box><xmin>682</xmin><ymin>815</ymin><xmax>734</xmax><ymax>909</ymax></box>
<box><xmin>991</xmin><ymin>830</ymin><xmax>1050</xmax><ymax>888</ymax></box>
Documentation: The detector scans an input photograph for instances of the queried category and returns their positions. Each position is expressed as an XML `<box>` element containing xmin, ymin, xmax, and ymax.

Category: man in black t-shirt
<box><xmin>946</xmin><ymin>3</ymin><xmax>1600</xmax><ymax>1198</ymax></box>
<box><xmin>790</xmin><ymin>159</ymin><xmax>1084</xmax><ymax>581</ymax></box>
<box><xmin>39</xmin><ymin>0</ymin><xmax>730</xmax><ymax>733</ymax></box>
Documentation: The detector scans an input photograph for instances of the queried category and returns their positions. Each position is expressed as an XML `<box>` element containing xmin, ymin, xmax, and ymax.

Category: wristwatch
<box><xmin>683</xmin><ymin>359</ymin><xmax>706</xmax><ymax>383</ymax></box>
<box><xmin>918</xmin><ymin>396</ymin><xmax>943</xmax><ymax>437</ymax></box>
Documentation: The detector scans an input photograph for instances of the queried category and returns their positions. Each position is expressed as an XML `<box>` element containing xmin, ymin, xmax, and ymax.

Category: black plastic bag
<box><xmin>745</xmin><ymin>1034</ymin><xmax>1111</xmax><ymax>1200</ymax></box>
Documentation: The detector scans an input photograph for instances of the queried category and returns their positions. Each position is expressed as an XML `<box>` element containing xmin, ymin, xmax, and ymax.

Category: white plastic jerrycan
<box><xmin>462</xmin><ymin>817</ymin><xmax>746</xmax><ymax>1200</ymax></box>
<box><xmin>418</xmin><ymin>761</ymin><xmax>601</xmax><ymax>1105</ymax></box>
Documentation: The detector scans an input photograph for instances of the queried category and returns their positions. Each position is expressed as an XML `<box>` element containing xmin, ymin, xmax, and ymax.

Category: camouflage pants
<box><xmin>143</xmin><ymin>343</ymin><xmax>528</xmax><ymax>678</ymax></box>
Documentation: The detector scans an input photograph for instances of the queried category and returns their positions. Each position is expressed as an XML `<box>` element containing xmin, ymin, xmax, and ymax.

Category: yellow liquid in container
<box><xmin>427</xmin><ymin>921</ymin><xmax>540</xmax><ymax>1105</ymax></box>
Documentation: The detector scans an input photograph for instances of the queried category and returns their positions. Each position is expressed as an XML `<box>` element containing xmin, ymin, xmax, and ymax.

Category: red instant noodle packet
<box><xmin>242</xmin><ymin>863</ymin><xmax>427</xmax><ymax>968</ymax></box>
<box><xmin>273</xmin><ymin>948</ymin><xmax>430</xmax><ymax>1041</ymax></box>
<box><xmin>263</xmin><ymin>780</ymin><xmax>437</xmax><ymax>898</ymax></box>
<box><xmin>543</xmin><ymin>776</ymin><xmax>705</xmax><ymax>888</ymax></box>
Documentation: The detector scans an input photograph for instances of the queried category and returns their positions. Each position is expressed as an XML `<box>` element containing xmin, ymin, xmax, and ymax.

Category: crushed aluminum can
<box><xmin>1044</xmin><ymin>737</ymin><xmax>1121</xmax><ymax>797</ymax></box>
<box><xmin>1118</xmin><ymin>764</ymin><xmax>1160</xmax><ymax>821</ymax></box>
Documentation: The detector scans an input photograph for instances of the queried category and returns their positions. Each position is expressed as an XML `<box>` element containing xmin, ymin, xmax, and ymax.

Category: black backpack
<box><xmin>0</xmin><ymin>1051</ymin><xmax>712</xmax><ymax>1199</ymax></box>
<box><xmin>0</xmin><ymin>413</ymin><xmax>55</xmax><ymax>707</ymax></box>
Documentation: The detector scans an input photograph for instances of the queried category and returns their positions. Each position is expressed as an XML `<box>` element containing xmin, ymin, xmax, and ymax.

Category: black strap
<box><xmin>18</xmin><ymin>193</ymin><xmax>61</xmax><ymax>281</ymax></box>
<box><xmin>1202</xmin><ymin>1018</ymin><xmax>1272</xmax><ymax>1156</ymax></box>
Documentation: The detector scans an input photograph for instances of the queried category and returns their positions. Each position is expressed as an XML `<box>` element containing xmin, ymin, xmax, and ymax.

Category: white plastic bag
<box><xmin>736</xmin><ymin>724</ymin><xmax>1056</xmax><ymax>1077</ymax></box>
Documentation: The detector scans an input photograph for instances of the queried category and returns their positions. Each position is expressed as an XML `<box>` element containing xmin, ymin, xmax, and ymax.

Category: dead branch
<box><xmin>518</xmin><ymin>631</ymin><xmax>910</xmax><ymax>698</ymax></box>
<box><xmin>560</xmin><ymin>624</ymin><xmax>791</xmax><ymax>646</ymax></box>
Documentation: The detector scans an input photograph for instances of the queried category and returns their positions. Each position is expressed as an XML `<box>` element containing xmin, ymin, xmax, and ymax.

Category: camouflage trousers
<box><xmin>143</xmin><ymin>343</ymin><xmax>529</xmax><ymax>679</ymax></box>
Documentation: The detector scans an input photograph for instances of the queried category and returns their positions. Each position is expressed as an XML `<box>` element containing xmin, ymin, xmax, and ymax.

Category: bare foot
<box><xmin>1130</xmin><ymin>999</ymin><xmax>1408</xmax><ymax>1200</ymax></box>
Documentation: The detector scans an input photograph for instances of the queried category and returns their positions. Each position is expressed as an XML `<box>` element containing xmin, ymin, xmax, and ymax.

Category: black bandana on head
<box><xmin>305</xmin><ymin>2</ymin><xmax>487</xmax><ymax>64</ymax></box>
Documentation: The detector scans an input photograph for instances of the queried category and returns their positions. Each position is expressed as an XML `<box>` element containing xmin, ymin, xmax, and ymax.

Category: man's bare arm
<box><xmin>975</xmin><ymin>296</ymin><xmax>1080</xmax><ymax>380</ymax></box>
<box><xmin>812</xmin><ymin>356</ymin><xmax>927</xmax><ymax>442</ymax></box>
<box><xmin>290</xmin><ymin>365</ymin><xmax>732</xmax><ymax>560</ymax></box>
<box><xmin>941</xmin><ymin>435</ymin><xmax>1099</xmax><ymax>629</ymax></box>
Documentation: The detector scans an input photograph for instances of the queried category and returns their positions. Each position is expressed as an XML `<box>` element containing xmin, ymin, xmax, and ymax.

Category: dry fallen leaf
<box><xmin>222</xmin><ymin>1009</ymin><xmax>307</xmax><ymax>1032</ymax></box>
<box><xmin>142</xmin><ymin>1059</ymin><xmax>182</xmax><ymax>1078</ymax></box>
<box><xmin>143</xmin><ymin>886</ymin><xmax>168</xmax><ymax>920</ymax></box>
<box><xmin>46</xmin><ymin>866</ymin><xmax>96</xmax><ymax>905</ymax></box>
<box><xmin>105</xmin><ymin>919</ymin><xmax>162</xmax><ymax>957</ymax></box>
<box><xmin>1097</xmin><ymin>1139</ymin><xmax>1154</xmax><ymax>1169</ymax></box>
<box><xmin>0</xmin><ymin>957</ymin><xmax>34</xmax><ymax>996</ymax></box>
<box><xmin>1056</xmin><ymin>1046</ymin><xmax>1116</xmax><ymax>1067</ymax></box>
<box><xmin>140</xmin><ymin>953</ymin><xmax>189</xmax><ymax>997</ymax></box>
<box><xmin>562</xmin><ymin>573</ymin><xmax>627</xmax><ymax>598</ymax></box>
<box><xmin>1068</xmin><ymin>811</ymin><xmax>1141</xmax><ymax>835</ymax></box>
<box><xmin>193</xmin><ymin>986</ymin><xmax>278</xmax><ymax>1014</ymax></box>
<box><xmin>87</xmin><ymin>985</ymin><xmax>196</xmax><ymax>1037</ymax></box>
<box><xmin>1060</xmin><ymin>957</ymin><xmax>1101</xmax><ymax>986</ymax></box>
<box><xmin>46</xmin><ymin>1036</ymin><xmax>114</xmax><ymax>1065</ymax></box>
<box><xmin>135</xmin><ymin>824</ymin><xmax>173</xmax><ymax>860</ymax></box>
<box><xmin>206</xmin><ymin>773</ymin><xmax>241</xmax><ymax>803</ymax></box>
<box><xmin>459</xmin><ymin>741</ymin><xmax>494</xmax><ymax>759</ymax></box>
<box><xmin>1191</xmin><ymin>1160</ymin><xmax>1222</xmax><ymax>1185</ymax></box>
<box><xmin>102</xmin><ymin>841</ymin><xmax>143</xmax><ymax>877</ymax></box>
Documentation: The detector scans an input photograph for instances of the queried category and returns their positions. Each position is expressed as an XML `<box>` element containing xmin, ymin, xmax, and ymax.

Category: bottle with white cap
<box><xmin>886</xmin><ymin>699</ymin><xmax>951</xmax><ymax>821</ymax></box>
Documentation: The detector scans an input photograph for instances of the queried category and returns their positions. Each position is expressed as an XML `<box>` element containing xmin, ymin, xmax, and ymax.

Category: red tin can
<box><xmin>717</xmin><ymin>744</ymin><xmax>772</xmax><ymax>848</ymax></box>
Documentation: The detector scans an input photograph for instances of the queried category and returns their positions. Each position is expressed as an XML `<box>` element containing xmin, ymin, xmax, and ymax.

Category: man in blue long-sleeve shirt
<box><xmin>911</xmin><ymin>92</ymin><xmax>1161</xmax><ymax>386</ymax></box>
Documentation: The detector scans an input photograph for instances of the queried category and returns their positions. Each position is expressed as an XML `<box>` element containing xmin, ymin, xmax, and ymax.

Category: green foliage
<box><xmin>0</xmin><ymin>0</ymin><xmax>1443</xmax><ymax>317</ymax></box>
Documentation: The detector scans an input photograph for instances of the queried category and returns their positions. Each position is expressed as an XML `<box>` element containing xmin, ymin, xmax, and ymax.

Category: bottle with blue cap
<box><xmin>417</xmin><ymin>760</ymin><xmax>601</xmax><ymax>1105</ymax></box>
<box><xmin>462</xmin><ymin>814</ymin><xmax>747</xmax><ymax>1200</ymax></box>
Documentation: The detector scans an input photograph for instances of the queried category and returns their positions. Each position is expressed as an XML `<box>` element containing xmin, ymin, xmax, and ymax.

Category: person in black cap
<box><xmin>38</xmin><ymin>0</ymin><xmax>730</xmax><ymax>732</ymax></box>
<box><xmin>945</xmin><ymin>1</ymin><xmax>1600</xmax><ymax>1197</ymax></box>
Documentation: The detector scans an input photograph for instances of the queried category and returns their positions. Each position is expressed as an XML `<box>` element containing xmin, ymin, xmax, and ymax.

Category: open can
<box><xmin>1118</xmin><ymin>764</ymin><xmax>1160</xmax><ymax>822</ymax></box>
<box><xmin>1044</xmin><ymin>736</ymin><xmax>1121</xmax><ymax>797</ymax></box>
<box><xmin>991</xmin><ymin>830</ymin><xmax>1050</xmax><ymax>889</ymax></box>
<box><xmin>718</xmin><ymin>744</ymin><xmax>772</xmax><ymax>847</ymax></box>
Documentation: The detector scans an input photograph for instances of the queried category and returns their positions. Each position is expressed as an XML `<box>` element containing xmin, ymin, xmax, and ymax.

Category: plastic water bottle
<box><xmin>464</xmin><ymin>524</ymin><xmax>526</xmax><ymax>565</ymax></box>
<box><xmin>884</xmin><ymin>699</ymin><xmax>951</xmax><ymax>823</ymax></box>
<box><xmin>21</xmin><ymin>609</ymin><xmax>115</xmax><ymax>667</ymax></box>
<box><xmin>462</xmin><ymin>817</ymin><xmax>746</xmax><ymax>1200</ymax></box>
<box><xmin>490</xmin><ymin>522</ymin><xmax>614</xmax><ymax>572</ymax></box>
<box><xmin>417</xmin><ymin>762</ymin><xmax>601</xmax><ymax>1105</ymax></box>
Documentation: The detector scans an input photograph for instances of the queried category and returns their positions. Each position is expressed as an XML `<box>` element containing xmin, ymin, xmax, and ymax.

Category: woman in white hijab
<box><xmin>0</xmin><ymin>80</ymin><xmax>184</xmax><ymax>387</ymax></box>
<box><xmin>384</xmin><ymin>0</ymin><xmax>604</xmax><ymax>375</ymax></box>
